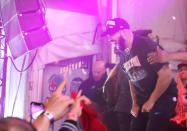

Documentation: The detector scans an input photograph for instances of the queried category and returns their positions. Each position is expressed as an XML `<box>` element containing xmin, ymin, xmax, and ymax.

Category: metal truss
<box><xmin>0</xmin><ymin>17</ymin><xmax>7</xmax><ymax>118</ymax></box>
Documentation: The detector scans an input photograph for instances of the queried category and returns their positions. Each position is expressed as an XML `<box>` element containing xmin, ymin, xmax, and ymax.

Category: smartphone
<box><xmin>30</xmin><ymin>102</ymin><xmax>44</xmax><ymax>120</ymax></box>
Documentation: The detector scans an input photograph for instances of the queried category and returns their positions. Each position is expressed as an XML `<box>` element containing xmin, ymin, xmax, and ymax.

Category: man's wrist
<box><xmin>132</xmin><ymin>101</ymin><xmax>137</xmax><ymax>106</ymax></box>
<box><xmin>41</xmin><ymin>111</ymin><xmax>54</xmax><ymax>124</ymax></box>
<box><xmin>148</xmin><ymin>97</ymin><xmax>156</xmax><ymax>105</ymax></box>
<box><xmin>67</xmin><ymin>112</ymin><xmax>78</xmax><ymax>121</ymax></box>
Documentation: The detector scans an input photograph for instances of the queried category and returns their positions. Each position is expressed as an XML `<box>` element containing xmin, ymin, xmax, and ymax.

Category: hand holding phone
<box><xmin>30</xmin><ymin>102</ymin><xmax>44</xmax><ymax>120</ymax></box>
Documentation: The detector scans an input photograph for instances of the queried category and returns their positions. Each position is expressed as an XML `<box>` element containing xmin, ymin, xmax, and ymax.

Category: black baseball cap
<box><xmin>102</xmin><ymin>18</ymin><xmax>130</xmax><ymax>36</ymax></box>
<box><xmin>178</xmin><ymin>62</ymin><xmax>187</xmax><ymax>70</ymax></box>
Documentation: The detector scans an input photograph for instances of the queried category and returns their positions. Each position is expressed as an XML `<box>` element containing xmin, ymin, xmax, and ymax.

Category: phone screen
<box><xmin>30</xmin><ymin>102</ymin><xmax>44</xmax><ymax>120</ymax></box>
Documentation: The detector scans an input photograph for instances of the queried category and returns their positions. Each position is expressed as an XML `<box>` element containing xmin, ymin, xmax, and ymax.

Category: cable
<box><xmin>8</xmin><ymin>49</ymin><xmax>38</xmax><ymax>72</ymax></box>
<box><xmin>92</xmin><ymin>23</ymin><xmax>101</xmax><ymax>45</ymax></box>
<box><xmin>11</xmin><ymin>55</ymin><xmax>27</xmax><ymax>116</ymax></box>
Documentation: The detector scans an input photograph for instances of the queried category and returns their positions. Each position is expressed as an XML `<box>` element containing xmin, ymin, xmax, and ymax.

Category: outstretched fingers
<box><xmin>76</xmin><ymin>90</ymin><xmax>82</xmax><ymax>98</ymax></box>
<box><xmin>55</xmin><ymin>78</ymin><xmax>67</xmax><ymax>95</ymax></box>
<box><xmin>77</xmin><ymin>95</ymin><xmax>91</xmax><ymax>105</ymax></box>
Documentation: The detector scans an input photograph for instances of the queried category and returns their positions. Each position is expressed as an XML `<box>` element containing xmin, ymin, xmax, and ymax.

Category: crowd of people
<box><xmin>0</xmin><ymin>17</ymin><xmax>187</xmax><ymax>131</ymax></box>
<box><xmin>0</xmin><ymin>78</ymin><xmax>91</xmax><ymax>131</ymax></box>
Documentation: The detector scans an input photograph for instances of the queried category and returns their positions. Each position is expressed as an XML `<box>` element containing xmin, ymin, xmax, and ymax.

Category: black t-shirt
<box><xmin>120</xmin><ymin>36</ymin><xmax>177</xmax><ymax>105</ymax></box>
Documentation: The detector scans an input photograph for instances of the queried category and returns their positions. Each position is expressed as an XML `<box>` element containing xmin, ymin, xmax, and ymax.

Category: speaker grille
<box><xmin>0</xmin><ymin>0</ymin><xmax>51</xmax><ymax>59</ymax></box>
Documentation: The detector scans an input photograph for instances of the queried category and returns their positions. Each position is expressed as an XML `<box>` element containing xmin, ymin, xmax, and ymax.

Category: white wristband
<box><xmin>42</xmin><ymin>111</ymin><xmax>54</xmax><ymax>124</ymax></box>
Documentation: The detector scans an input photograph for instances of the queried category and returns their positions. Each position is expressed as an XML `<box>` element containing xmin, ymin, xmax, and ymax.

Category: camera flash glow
<box><xmin>171</xmin><ymin>16</ymin><xmax>176</xmax><ymax>20</ymax></box>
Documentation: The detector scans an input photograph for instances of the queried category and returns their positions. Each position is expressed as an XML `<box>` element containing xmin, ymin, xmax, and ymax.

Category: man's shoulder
<box><xmin>133</xmin><ymin>35</ymin><xmax>157</xmax><ymax>52</ymax></box>
<box><xmin>134</xmin><ymin>35</ymin><xmax>154</xmax><ymax>45</ymax></box>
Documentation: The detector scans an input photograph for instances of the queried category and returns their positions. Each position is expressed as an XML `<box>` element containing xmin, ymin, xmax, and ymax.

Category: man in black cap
<box><xmin>103</xmin><ymin>18</ymin><xmax>178</xmax><ymax>131</ymax></box>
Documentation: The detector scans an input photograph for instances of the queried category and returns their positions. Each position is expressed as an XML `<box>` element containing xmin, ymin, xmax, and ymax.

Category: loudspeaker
<box><xmin>0</xmin><ymin>0</ymin><xmax>51</xmax><ymax>59</ymax></box>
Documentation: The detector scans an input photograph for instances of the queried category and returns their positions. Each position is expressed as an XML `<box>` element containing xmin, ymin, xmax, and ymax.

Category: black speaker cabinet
<box><xmin>0</xmin><ymin>0</ymin><xmax>51</xmax><ymax>59</ymax></box>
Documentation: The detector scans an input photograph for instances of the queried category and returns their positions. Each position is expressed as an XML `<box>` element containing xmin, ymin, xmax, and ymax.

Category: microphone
<box><xmin>124</xmin><ymin>48</ymin><xmax>130</xmax><ymax>55</ymax></box>
<box><xmin>124</xmin><ymin>48</ymin><xmax>130</xmax><ymax>61</ymax></box>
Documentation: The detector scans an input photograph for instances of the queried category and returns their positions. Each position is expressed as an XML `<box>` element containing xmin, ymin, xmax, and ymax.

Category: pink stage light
<box><xmin>45</xmin><ymin>0</ymin><xmax>98</xmax><ymax>16</ymax></box>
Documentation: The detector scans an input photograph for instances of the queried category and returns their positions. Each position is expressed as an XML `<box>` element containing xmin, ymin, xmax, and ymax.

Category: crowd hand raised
<box><xmin>68</xmin><ymin>90</ymin><xmax>91</xmax><ymax>120</ymax></box>
<box><xmin>131</xmin><ymin>103</ymin><xmax>140</xmax><ymax>117</ymax></box>
<box><xmin>147</xmin><ymin>46</ymin><xmax>169</xmax><ymax>64</ymax></box>
<box><xmin>44</xmin><ymin>78</ymin><xmax>74</xmax><ymax>121</ymax></box>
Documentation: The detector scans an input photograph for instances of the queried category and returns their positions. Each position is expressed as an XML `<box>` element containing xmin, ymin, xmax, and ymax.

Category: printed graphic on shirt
<box><xmin>123</xmin><ymin>56</ymin><xmax>147</xmax><ymax>82</ymax></box>
<box><xmin>123</xmin><ymin>56</ymin><xmax>141</xmax><ymax>72</ymax></box>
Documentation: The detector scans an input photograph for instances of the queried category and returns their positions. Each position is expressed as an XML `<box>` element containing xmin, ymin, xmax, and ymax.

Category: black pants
<box><xmin>116</xmin><ymin>112</ymin><xmax>132</xmax><ymax>131</ymax></box>
<box><xmin>103</xmin><ymin>111</ymin><xmax>131</xmax><ymax>131</ymax></box>
<box><xmin>130</xmin><ymin>96</ymin><xmax>177</xmax><ymax>131</ymax></box>
<box><xmin>103</xmin><ymin>110</ymin><xmax>119</xmax><ymax>131</ymax></box>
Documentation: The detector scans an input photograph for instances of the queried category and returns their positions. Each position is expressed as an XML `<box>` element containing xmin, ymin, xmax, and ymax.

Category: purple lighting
<box><xmin>45</xmin><ymin>0</ymin><xmax>98</xmax><ymax>15</ymax></box>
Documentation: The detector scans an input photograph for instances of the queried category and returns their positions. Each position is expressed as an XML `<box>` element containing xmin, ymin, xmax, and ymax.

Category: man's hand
<box><xmin>141</xmin><ymin>99</ymin><xmax>155</xmax><ymax>112</ymax></box>
<box><xmin>69</xmin><ymin>90</ymin><xmax>91</xmax><ymax>119</ymax></box>
<box><xmin>131</xmin><ymin>103</ymin><xmax>140</xmax><ymax>117</ymax></box>
<box><xmin>147</xmin><ymin>46</ymin><xmax>169</xmax><ymax>64</ymax></box>
<box><xmin>44</xmin><ymin>78</ymin><xmax>74</xmax><ymax>121</ymax></box>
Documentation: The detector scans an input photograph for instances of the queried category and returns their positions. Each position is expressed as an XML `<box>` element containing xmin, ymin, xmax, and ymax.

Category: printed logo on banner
<box><xmin>48</xmin><ymin>74</ymin><xmax>66</xmax><ymax>95</ymax></box>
